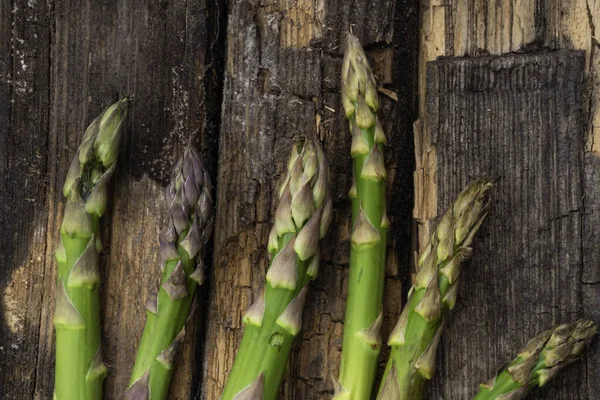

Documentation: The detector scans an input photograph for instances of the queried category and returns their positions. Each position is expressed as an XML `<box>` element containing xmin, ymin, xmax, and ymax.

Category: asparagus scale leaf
<box><xmin>127</xmin><ymin>147</ymin><xmax>214</xmax><ymax>400</ymax></box>
<box><xmin>377</xmin><ymin>179</ymin><xmax>492</xmax><ymax>400</ymax></box>
<box><xmin>335</xmin><ymin>33</ymin><xmax>389</xmax><ymax>400</ymax></box>
<box><xmin>474</xmin><ymin>319</ymin><xmax>597</xmax><ymax>400</ymax></box>
<box><xmin>53</xmin><ymin>97</ymin><xmax>130</xmax><ymax>400</ymax></box>
<box><xmin>220</xmin><ymin>138</ymin><xmax>333</xmax><ymax>400</ymax></box>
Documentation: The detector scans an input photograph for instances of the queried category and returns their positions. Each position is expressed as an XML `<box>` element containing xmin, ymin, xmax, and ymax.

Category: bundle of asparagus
<box><xmin>220</xmin><ymin>138</ymin><xmax>332</xmax><ymax>400</ymax></box>
<box><xmin>53</xmin><ymin>98</ymin><xmax>130</xmax><ymax>400</ymax></box>
<box><xmin>335</xmin><ymin>33</ymin><xmax>389</xmax><ymax>400</ymax></box>
<box><xmin>127</xmin><ymin>147</ymin><xmax>214</xmax><ymax>399</ymax></box>
<box><xmin>378</xmin><ymin>179</ymin><xmax>492</xmax><ymax>400</ymax></box>
<box><xmin>48</xmin><ymin>37</ymin><xmax>599</xmax><ymax>400</ymax></box>
<box><xmin>474</xmin><ymin>319</ymin><xmax>597</xmax><ymax>400</ymax></box>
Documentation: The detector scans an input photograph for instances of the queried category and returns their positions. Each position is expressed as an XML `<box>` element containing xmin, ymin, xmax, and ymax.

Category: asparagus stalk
<box><xmin>335</xmin><ymin>33</ymin><xmax>388</xmax><ymax>400</ymax></box>
<box><xmin>377</xmin><ymin>179</ymin><xmax>492</xmax><ymax>400</ymax></box>
<box><xmin>126</xmin><ymin>147</ymin><xmax>214</xmax><ymax>400</ymax></box>
<box><xmin>220</xmin><ymin>138</ymin><xmax>333</xmax><ymax>400</ymax></box>
<box><xmin>53</xmin><ymin>97</ymin><xmax>130</xmax><ymax>400</ymax></box>
<box><xmin>474</xmin><ymin>319</ymin><xmax>597</xmax><ymax>400</ymax></box>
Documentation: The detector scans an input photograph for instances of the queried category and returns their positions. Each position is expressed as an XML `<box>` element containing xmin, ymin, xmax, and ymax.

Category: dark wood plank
<box><xmin>201</xmin><ymin>0</ymin><xmax>419</xmax><ymax>398</ymax></box>
<box><xmin>1</xmin><ymin>0</ymin><xmax>226</xmax><ymax>399</ymax></box>
<box><xmin>425</xmin><ymin>51</ymin><xmax>591</xmax><ymax>400</ymax></box>
<box><xmin>583</xmin><ymin>153</ymin><xmax>600</xmax><ymax>397</ymax></box>
<box><xmin>415</xmin><ymin>2</ymin><xmax>600</xmax><ymax>398</ymax></box>
<box><xmin>0</xmin><ymin>1</ymin><xmax>52</xmax><ymax>398</ymax></box>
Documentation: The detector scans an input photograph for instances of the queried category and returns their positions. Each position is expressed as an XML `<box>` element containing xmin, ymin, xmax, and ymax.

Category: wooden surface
<box><xmin>0</xmin><ymin>0</ymin><xmax>419</xmax><ymax>399</ymax></box>
<box><xmin>2</xmin><ymin>0</ymin><xmax>599</xmax><ymax>399</ymax></box>
<box><xmin>425</xmin><ymin>51</ymin><xmax>593</xmax><ymax>399</ymax></box>
<box><xmin>0</xmin><ymin>0</ymin><xmax>226</xmax><ymax>398</ymax></box>
<box><xmin>201</xmin><ymin>0</ymin><xmax>419</xmax><ymax>398</ymax></box>
<box><xmin>414</xmin><ymin>1</ymin><xmax>600</xmax><ymax>399</ymax></box>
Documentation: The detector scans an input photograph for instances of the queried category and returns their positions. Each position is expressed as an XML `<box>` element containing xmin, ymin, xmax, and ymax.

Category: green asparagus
<box><xmin>335</xmin><ymin>33</ymin><xmax>388</xmax><ymax>400</ymax></box>
<box><xmin>377</xmin><ymin>179</ymin><xmax>492</xmax><ymax>400</ymax></box>
<box><xmin>53</xmin><ymin>97</ymin><xmax>130</xmax><ymax>400</ymax></box>
<box><xmin>474</xmin><ymin>319</ymin><xmax>597</xmax><ymax>400</ymax></box>
<box><xmin>126</xmin><ymin>147</ymin><xmax>214</xmax><ymax>399</ymax></box>
<box><xmin>220</xmin><ymin>138</ymin><xmax>332</xmax><ymax>400</ymax></box>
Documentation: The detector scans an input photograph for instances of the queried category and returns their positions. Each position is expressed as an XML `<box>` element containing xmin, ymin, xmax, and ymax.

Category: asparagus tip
<box><xmin>479</xmin><ymin>319</ymin><xmax>598</xmax><ymax>396</ymax></box>
<box><xmin>95</xmin><ymin>97</ymin><xmax>131</xmax><ymax>167</ymax></box>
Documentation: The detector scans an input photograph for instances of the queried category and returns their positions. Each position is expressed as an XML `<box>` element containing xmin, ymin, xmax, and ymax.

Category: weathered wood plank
<box><xmin>416</xmin><ymin>1</ymin><xmax>600</xmax><ymax>398</ymax></box>
<box><xmin>201</xmin><ymin>0</ymin><xmax>419</xmax><ymax>398</ymax></box>
<box><xmin>0</xmin><ymin>1</ymin><xmax>52</xmax><ymax>399</ymax></box>
<box><xmin>425</xmin><ymin>52</ymin><xmax>589</xmax><ymax>399</ymax></box>
<box><xmin>1</xmin><ymin>0</ymin><xmax>226</xmax><ymax>399</ymax></box>
<box><xmin>415</xmin><ymin>0</ymin><xmax>600</xmax><ymax>248</ymax></box>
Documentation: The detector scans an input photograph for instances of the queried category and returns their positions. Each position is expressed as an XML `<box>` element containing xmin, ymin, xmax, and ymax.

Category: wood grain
<box><xmin>0</xmin><ymin>0</ymin><xmax>418</xmax><ymax>398</ymax></box>
<box><xmin>416</xmin><ymin>1</ymin><xmax>600</xmax><ymax>398</ymax></box>
<box><xmin>424</xmin><ymin>51</ymin><xmax>590</xmax><ymax>399</ymax></box>
<box><xmin>0</xmin><ymin>1</ymin><xmax>51</xmax><ymax>398</ymax></box>
<box><xmin>0</xmin><ymin>0</ymin><xmax>225</xmax><ymax>399</ymax></box>
<box><xmin>7</xmin><ymin>0</ymin><xmax>597</xmax><ymax>399</ymax></box>
<box><xmin>201</xmin><ymin>0</ymin><xmax>419</xmax><ymax>398</ymax></box>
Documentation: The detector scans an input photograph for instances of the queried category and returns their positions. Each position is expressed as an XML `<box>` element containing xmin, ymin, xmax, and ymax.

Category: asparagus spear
<box><xmin>335</xmin><ymin>33</ymin><xmax>388</xmax><ymax>400</ymax></box>
<box><xmin>220</xmin><ymin>138</ymin><xmax>333</xmax><ymax>400</ymax></box>
<box><xmin>53</xmin><ymin>97</ymin><xmax>130</xmax><ymax>400</ymax></box>
<box><xmin>474</xmin><ymin>319</ymin><xmax>597</xmax><ymax>400</ymax></box>
<box><xmin>377</xmin><ymin>179</ymin><xmax>492</xmax><ymax>400</ymax></box>
<box><xmin>126</xmin><ymin>147</ymin><xmax>214</xmax><ymax>400</ymax></box>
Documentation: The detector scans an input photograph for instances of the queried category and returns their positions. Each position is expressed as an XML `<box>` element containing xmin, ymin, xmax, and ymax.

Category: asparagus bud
<box><xmin>54</xmin><ymin>97</ymin><xmax>130</xmax><ymax>400</ymax></box>
<box><xmin>377</xmin><ymin>179</ymin><xmax>492</xmax><ymax>400</ymax></box>
<box><xmin>221</xmin><ymin>138</ymin><xmax>332</xmax><ymax>400</ymax></box>
<box><xmin>127</xmin><ymin>147</ymin><xmax>214</xmax><ymax>400</ymax></box>
<box><xmin>474</xmin><ymin>319</ymin><xmax>597</xmax><ymax>400</ymax></box>
<box><xmin>336</xmin><ymin>33</ymin><xmax>388</xmax><ymax>400</ymax></box>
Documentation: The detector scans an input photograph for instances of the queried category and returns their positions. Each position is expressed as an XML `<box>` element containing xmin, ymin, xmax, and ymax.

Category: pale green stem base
<box><xmin>55</xmin><ymin>218</ymin><xmax>103</xmax><ymax>400</ymax></box>
<box><xmin>338</xmin><ymin>131</ymin><xmax>387</xmax><ymax>399</ymax></box>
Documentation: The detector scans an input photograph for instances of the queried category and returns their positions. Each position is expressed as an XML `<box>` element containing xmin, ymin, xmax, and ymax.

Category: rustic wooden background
<box><xmin>0</xmin><ymin>1</ymin><xmax>598</xmax><ymax>400</ymax></box>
